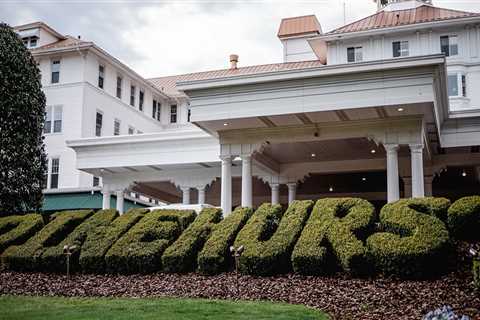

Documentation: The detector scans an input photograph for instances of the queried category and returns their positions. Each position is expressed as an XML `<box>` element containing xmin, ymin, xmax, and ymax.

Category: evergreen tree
<box><xmin>0</xmin><ymin>23</ymin><xmax>47</xmax><ymax>215</ymax></box>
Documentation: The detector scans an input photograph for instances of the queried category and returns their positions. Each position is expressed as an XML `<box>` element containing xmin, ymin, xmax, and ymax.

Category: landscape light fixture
<box><xmin>371</xmin><ymin>149</ymin><xmax>376</xmax><ymax>154</ymax></box>
<box><xmin>223</xmin><ymin>123</ymin><xmax>229</xmax><ymax>126</ymax></box>
<box><xmin>230</xmin><ymin>245</ymin><xmax>245</xmax><ymax>299</ymax></box>
<box><xmin>397</xmin><ymin>107</ymin><xmax>404</xmax><ymax>112</ymax></box>
<box><xmin>63</xmin><ymin>244</ymin><xmax>77</xmax><ymax>279</ymax></box>
<box><xmin>462</xmin><ymin>170</ymin><xmax>467</xmax><ymax>177</ymax></box>
<box><xmin>329</xmin><ymin>186</ymin><xmax>334</xmax><ymax>192</ymax></box>
<box><xmin>362</xmin><ymin>177</ymin><xmax>367</xmax><ymax>181</ymax></box>
<box><xmin>311</xmin><ymin>153</ymin><xmax>316</xmax><ymax>158</ymax></box>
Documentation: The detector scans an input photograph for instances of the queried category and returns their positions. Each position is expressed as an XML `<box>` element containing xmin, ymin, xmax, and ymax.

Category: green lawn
<box><xmin>0</xmin><ymin>295</ymin><xmax>329</xmax><ymax>320</ymax></box>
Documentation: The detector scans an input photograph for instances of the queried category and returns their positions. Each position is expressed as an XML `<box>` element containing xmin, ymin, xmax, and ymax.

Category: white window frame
<box><xmin>441</xmin><ymin>35</ymin><xmax>459</xmax><ymax>57</ymax></box>
<box><xmin>48</xmin><ymin>157</ymin><xmax>60</xmax><ymax>189</ymax></box>
<box><xmin>95</xmin><ymin>110</ymin><xmax>103</xmax><ymax>137</ymax></box>
<box><xmin>130</xmin><ymin>84</ymin><xmax>136</xmax><ymax>107</ymax></box>
<box><xmin>51</xmin><ymin>59</ymin><xmax>61</xmax><ymax>84</ymax></box>
<box><xmin>392</xmin><ymin>40</ymin><xmax>409</xmax><ymax>57</ymax></box>
<box><xmin>98</xmin><ymin>64</ymin><xmax>105</xmax><ymax>89</ymax></box>
<box><xmin>347</xmin><ymin>46</ymin><xmax>363</xmax><ymax>63</ymax></box>
<box><xmin>170</xmin><ymin>104</ymin><xmax>178</xmax><ymax>123</ymax></box>
<box><xmin>116</xmin><ymin>75</ymin><xmax>123</xmax><ymax>99</ymax></box>
<box><xmin>447</xmin><ymin>73</ymin><xmax>467</xmax><ymax>98</ymax></box>
<box><xmin>114</xmin><ymin>118</ymin><xmax>121</xmax><ymax>136</ymax></box>
<box><xmin>139</xmin><ymin>89</ymin><xmax>145</xmax><ymax>111</ymax></box>
<box><xmin>44</xmin><ymin>105</ymin><xmax>62</xmax><ymax>134</ymax></box>
<box><xmin>128</xmin><ymin>126</ymin><xmax>135</xmax><ymax>135</ymax></box>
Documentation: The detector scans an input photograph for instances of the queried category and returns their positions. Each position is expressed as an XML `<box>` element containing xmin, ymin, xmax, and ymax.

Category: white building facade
<box><xmin>18</xmin><ymin>0</ymin><xmax>480</xmax><ymax>214</ymax></box>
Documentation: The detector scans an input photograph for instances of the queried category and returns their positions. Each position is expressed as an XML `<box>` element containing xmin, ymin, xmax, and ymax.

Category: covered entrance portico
<box><xmin>68</xmin><ymin>54</ymin><xmax>480</xmax><ymax>214</ymax></box>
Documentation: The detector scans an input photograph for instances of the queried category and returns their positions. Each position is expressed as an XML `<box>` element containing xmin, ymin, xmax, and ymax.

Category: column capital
<box><xmin>286</xmin><ymin>182</ymin><xmax>297</xmax><ymax>189</ymax></box>
<box><xmin>180</xmin><ymin>186</ymin><xmax>191</xmax><ymax>192</ymax></box>
<box><xmin>219</xmin><ymin>155</ymin><xmax>233</xmax><ymax>162</ymax></box>
<box><xmin>409</xmin><ymin>143</ymin><xmax>424</xmax><ymax>153</ymax></box>
<box><xmin>240</xmin><ymin>153</ymin><xmax>252</xmax><ymax>161</ymax></box>
<box><xmin>383</xmin><ymin>143</ymin><xmax>399</xmax><ymax>153</ymax></box>
<box><xmin>269</xmin><ymin>183</ymin><xmax>280</xmax><ymax>190</ymax></box>
<box><xmin>196</xmin><ymin>185</ymin><xmax>206</xmax><ymax>191</ymax></box>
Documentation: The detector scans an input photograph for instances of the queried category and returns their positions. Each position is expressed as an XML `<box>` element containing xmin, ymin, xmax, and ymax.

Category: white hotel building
<box><xmin>14</xmin><ymin>0</ymin><xmax>480</xmax><ymax>214</ymax></box>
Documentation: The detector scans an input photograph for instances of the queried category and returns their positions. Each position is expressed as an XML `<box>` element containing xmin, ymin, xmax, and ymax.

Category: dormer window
<box><xmin>347</xmin><ymin>47</ymin><xmax>363</xmax><ymax>63</ymax></box>
<box><xmin>29</xmin><ymin>38</ymin><xmax>37</xmax><ymax>47</ymax></box>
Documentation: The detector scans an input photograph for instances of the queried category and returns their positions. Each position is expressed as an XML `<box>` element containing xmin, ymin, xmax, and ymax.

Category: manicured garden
<box><xmin>0</xmin><ymin>196</ymin><xmax>479</xmax><ymax>319</ymax></box>
<box><xmin>0</xmin><ymin>295</ymin><xmax>328</xmax><ymax>320</ymax></box>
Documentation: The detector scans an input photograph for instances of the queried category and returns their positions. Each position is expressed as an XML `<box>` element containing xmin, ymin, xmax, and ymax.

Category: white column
<box><xmin>102</xmin><ymin>190</ymin><xmax>111</xmax><ymax>210</ymax></box>
<box><xmin>197</xmin><ymin>186</ymin><xmax>206</xmax><ymax>205</ymax></box>
<box><xmin>384</xmin><ymin>144</ymin><xmax>400</xmax><ymax>203</ymax></box>
<box><xmin>115</xmin><ymin>190</ymin><xmax>125</xmax><ymax>214</ymax></box>
<box><xmin>410</xmin><ymin>144</ymin><xmax>425</xmax><ymax>198</ymax></box>
<box><xmin>287</xmin><ymin>183</ymin><xmax>297</xmax><ymax>204</ymax></box>
<box><xmin>181</xmin><ymin>187</ymin><xmax>191</xmax><ymax>205</ymax></box>
<box><xmin>220</xmin><ymin>156</ymin><xmax>232</xmax><ymax>215</ymax></box>
<box><xmin>241</xmin><ymin>154</ymin><xmax>253</xmax><ymax>208</ymax></box>
<box><xmin>270</xmin><ymin>183</ymin><xmax>280</xmax><ymax>205</ymax></box>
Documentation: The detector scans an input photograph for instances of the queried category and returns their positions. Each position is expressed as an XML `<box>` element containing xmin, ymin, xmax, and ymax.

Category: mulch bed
<box><xmin>1</xmin><ymin>269</ymin><xmax>479</xmax><ymax>320</ymax></box>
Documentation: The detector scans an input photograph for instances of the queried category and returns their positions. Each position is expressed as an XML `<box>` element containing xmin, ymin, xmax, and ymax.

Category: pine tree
<box><xmin>0</xmin><ymin>23</ymin><xmax>47</xmax><ymax>215</ymax></box>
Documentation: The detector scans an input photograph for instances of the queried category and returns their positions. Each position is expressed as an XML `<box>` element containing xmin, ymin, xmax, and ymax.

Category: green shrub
<box><xmin>474</xmin><ymin>259</ymin><xmax>480</xmax><ymax>291</ymax></box>
<box><xmin>2</xmin><ymin>210</ymin><xmax>92</xmax><ymax>271</ymax></box>
<box><xmin>367</xmin><ymin>197</ymin><xmax>451</xmax><ymax>278</ymax></box>
<box><xmin>291</xmin><ymin>204</ymin><xmax>330</xmax><ymax>276</ymax></box>
<box><xmin>447</xmin><ymin>196</ymin><xmax>480</xmax><ymax>241</ymax></box>
<box><xmin>313</xmin><ymin>198</ymin><xmax>376</xmax><ymax>275</ymax></box>
<box><xmin>40</xmin><ymin>209</ymin><xmax>118</xmax><ymax>272</ymax></box>
<box><xmin>105</xmin><ymin>209</ymin><xmax>195</xmax><ymax>274</ymax></box>
<box><xmin>197</xmin><ymin>207</ymin><xmax>254</xmax><ymax>275</ymax></box>
<box><xmin>79</xmin><ymin>208</ymin><xmax>146</xmax><ymax>273</ymax></box>
<box><xmin>162</xmin><ymin>208</ymin><xmax>223</xmax><ymax>273</ymax></box>
<box><xmin>0</xmin><ymin>214</ymin><xmax>44</xmax><ymax>254</ymax></box>
<box><xmin>233</xmin><ymin>202</ymin><xmax>313</xmax><ymax>276</ymax></box>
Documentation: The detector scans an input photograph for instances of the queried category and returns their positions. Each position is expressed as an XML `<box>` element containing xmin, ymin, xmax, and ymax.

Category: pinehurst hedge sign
<box><xmin>0</xmin><ymin>196</ymin><xmax>479</xmax><ymax>278</ymax></box>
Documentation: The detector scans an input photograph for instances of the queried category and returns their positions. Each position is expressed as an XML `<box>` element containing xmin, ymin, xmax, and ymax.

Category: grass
<box><xmin>0</xmin><ymin>295</ymin><xmax>329</xmax><ymax>320</ymax></box>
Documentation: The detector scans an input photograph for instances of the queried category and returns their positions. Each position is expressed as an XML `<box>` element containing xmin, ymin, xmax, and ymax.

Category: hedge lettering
<box><xmin>0</xmin><ymin>214</ymin><xmax>44</xmax><ymax>254</ymax></box>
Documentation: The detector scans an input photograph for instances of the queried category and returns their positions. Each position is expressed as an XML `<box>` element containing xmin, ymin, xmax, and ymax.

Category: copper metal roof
<box><xmin>149</xmin><ymin>60</ymin><xmax>325</xmax><ymax>96</ymax></box>
<box><xmin>277</xmin><ymin>15</ymin><xmax>322</xmax><ymax>38</ymax></box>
<box><xmin>328</xmin><ymin>5</ymin><xmax>480</xmax><ymax>35</ymax></box>
<box><xmin>31</xmin><ymin>36</ymin><xmax>92</xmax><ymax>52</ymax></box>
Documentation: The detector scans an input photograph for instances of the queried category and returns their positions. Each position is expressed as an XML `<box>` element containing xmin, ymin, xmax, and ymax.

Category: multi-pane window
<box><xmin>116</xmin><ymin>76</ymin><xmax>122</xmax><ymax>99</ymax></box>
<box><xmin>114</xmin><ymin>119</ymin><xmax>121</xmax><ymax>136</ymax></box>
<box><xmin>95</xmin><ymin>112</ymin><xmax>103</xmax><ymax>137</ymax></box>
<box><xmin>447</xmin><ymin>73</ymin><xmax>467</xmax><ymax>97</ymax></box>
<box><xmin>98</xmin><ymin>65</ymin><xmax>105</xmax><ymax>89</ymax></box>
<box><xmin>128</xmin><ymin>126</ymin><xmax>135</xmax><ymax>135</ymax></box>
<box><xmin>50</xmin><ymin>158</ymin><xmax>60</xmax><ymax>189</ymax></box>
<box><xmin>130</xmin><ymin>85</ymin><xmax>136</xmax><ymax>106</ymax></box>
<box><xmin>347</xmin><ymin>47</ymin><xmax>363</xmax><ymax>63</ymax></box>
<box><xmin>51</xmin><ymin>59</ymin><xmax>60</xmax><ymax>83</ymax></box>
<box><xmin>152</xmin><ymin>100</ymin><xmax>157</xmax><ymax>119</ymax></box>
<box><xmin>29</xmin><ymin>38</ymin><xmax>37</xmax><ymax>47</ymax></box>
<box><xmin>441</xmin><ymin>35</ymin><xmax>458</xmax><ymax>57</ymax></box>
<box><xmin>170</xmin><ymin>105</ymin><xmax>177</xmax><ymax>123</ymax></box>
<box><xmin>44</xmin><ymin>105</ymin><xmax>62</xmax><ymax>134</ymax></box>
<box><xmin>93</xmin><ymin>176</ymin><xmax>100</xmax><ymax>187</ymax></box>
<box><xmin>139</xmin><ymin>90</ymin><xmax>144</xmax><ymax>111</ymax></box>
<box><xmin>392</xmin><ymin>41</ymin><xmax>409</xmax><ymax>57</ymax></box>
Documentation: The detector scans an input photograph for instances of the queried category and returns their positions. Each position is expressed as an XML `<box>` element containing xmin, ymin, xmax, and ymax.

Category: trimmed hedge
<box><xmin>316</xmin><ymin>198</ymin><xmax>376</xmax><ymax>275</ymax></box>
<box><xmin>2</xmin><ymin>210</ymin><xmax>92</xmax><ymax>271</ymax></box>
<box><xmin>367</xmin><ymin>197</ymin><xmax>451</xmax><ymax>278</ymax></box>
<box><xmin>40</xmin><ymin>209</ymin><xmax>118</xmax><ymax>272</ymax></box>
<box><xmin>197</xmin><ymin>207</ymin><xmax>253</xmax><ymax>275</ymax></box>
<box><xmin>105</xmin><ymin>209</ymin><xmax>195</xmax><ymax>274</ymax></box>
<box><xmin>447</xmin><ymin>196</ymin><xmax>480</xmax><ymax>241</ymax></box>
<box><xmin>291</xmin><ymin>205</ymin><xmax>330</xmax><ymax>275</ymax></box>
<box><xmin>233</xmin><ymin>202</ymin><xmax>313</xmax><ymax>276</ymax></box>
<box><xmin>0</xmin><ymin>214</ymin><xmax>44</xmax><ymax>254</ymax></box>
<box><xmin>162</xmin><ymin>208</ymin><xmax>223</xmax><ymax>273</ymax></box>
<box><xmin>474</xmin><ymin>259</ymin><xmax>480</xmax><ymax>291</ymax></box>
<box><xmin>79</xmin><ymin>208</ymin><xmax>146</xmax><ymax>273</ymax></box>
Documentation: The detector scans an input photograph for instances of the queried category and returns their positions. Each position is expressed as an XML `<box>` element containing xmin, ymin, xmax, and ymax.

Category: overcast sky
<box><xmin>2</xmin><ymin>0</ymin><xmax>480</xmax><ymax>78</ymax></box>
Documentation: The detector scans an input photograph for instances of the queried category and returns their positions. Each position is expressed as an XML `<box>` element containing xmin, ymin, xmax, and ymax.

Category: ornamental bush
<box><xmin>0</xmin><ymin>23</ymin><xmax>47</xmax><ymax>215</ymax></box>
<box><xmin>162</xmin><ymin>208</ymin><xmax>223</xmax><ymax>273</ymax></box>
<box><xmin>40</xmin><ymin>209</ymin><xmax>118</xmax><ymax>272</ymax></box>
<box><xmin>79</xmin><ymin>208</ymin><xmax>146</xmax><ymax>273</ymax></box>
<box><xmin>0</xmin><ymin>214</ymin><xmax>44</xmax><ymax>254</ymax></box>
<box><xmin>197</xmin><ymin>207</ymin><xmax>253</xmax><ymax>275</ymax></box>
<box><xmin>2</xmin><ymin>210</ymin><xmax>92</xmax><ymax>271</ymax></box>
<box><xmin>233</xmin><ymin>202</ymin><xmax>313</xmax><ymax>276</ymax></box>
<box><xmin>105</xmin><ymin>209</ymin><xmax>195</xmax><ymax>274</ymax></box>
<box><xmin>367</xmin><ymin>197</ymin><xmax>451</xmax><ymax>278</ymax></box>
<box><xmin>316</xmin><ymin>198</ymin><xmax>376</xmax><ymax>275</ymax></box>
<box><xmin>447</xmin><ymin>196</ymin><xmax>480</xmax><ymax>241</ymax></box>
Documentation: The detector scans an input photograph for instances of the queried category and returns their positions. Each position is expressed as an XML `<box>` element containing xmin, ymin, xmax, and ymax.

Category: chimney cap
<box><xmin>229</xmin><ymin>54</ymin><xmax>239</xmax><ymax>69</ymax></box>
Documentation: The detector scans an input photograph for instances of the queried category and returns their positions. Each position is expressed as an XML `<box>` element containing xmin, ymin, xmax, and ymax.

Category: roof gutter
<box><xmin>315</xmin><ymin>16</ymin><xmax>480</xmax><ymax>41</ymax></box>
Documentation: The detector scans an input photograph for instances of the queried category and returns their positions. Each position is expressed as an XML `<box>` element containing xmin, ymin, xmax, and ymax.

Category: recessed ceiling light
<box><xmin>362</xmin><ymin>177</ymin><xmax>367</xmax><ymax>181</ymax></box>
<box><xmin>397</xmin><ymin>107</ymin><xmax>404</xmax><ymax>112</ymax></box>
<box><xmin>462</xmin><ymin>170</ymin><xmax>467</xmax><ymax>177</ymax></box>
<box><xmin>371</xmin><ymin>149</ymin><xmax>376</xmax><ymax>154</ymax></box>
<box><xmin>311</xmin><ymin>153</ymin><xmax>316</xmax><ymax>157</ymax></box>
<box><xmin>329</xmin><ymin>186</ymin><xmax>333</xmax><ymax>192</ymax></box>
<box><xmin>223</xmin><ymin>123</ymin><xmax>229</xmax><ymax>126</ymax></box>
